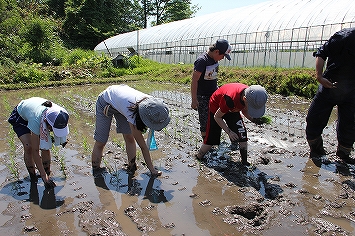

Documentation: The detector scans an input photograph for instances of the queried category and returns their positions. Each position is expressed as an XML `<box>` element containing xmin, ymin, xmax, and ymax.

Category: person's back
<box><xmin>316</xmin><ymin>27</ymin><xmax>355</xmax><ymax>81</ymax></box>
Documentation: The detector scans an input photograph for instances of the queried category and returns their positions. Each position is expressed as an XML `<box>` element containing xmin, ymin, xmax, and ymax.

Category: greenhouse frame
<box><xmin>94</xmin><ymin>0</ymin><xmax>355</xmax><ymax>68</ymax></box>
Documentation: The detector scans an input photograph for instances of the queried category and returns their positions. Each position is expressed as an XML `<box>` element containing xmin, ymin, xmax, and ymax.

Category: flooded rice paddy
<box><xmin>0</xmin><ymin>82</ymin><xmax>354</xmax><ymax>236</ymax></box>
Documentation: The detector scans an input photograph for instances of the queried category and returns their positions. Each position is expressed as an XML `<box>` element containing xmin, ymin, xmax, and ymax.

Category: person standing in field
<box><xmin>191</xmin><ymin>39</ymin><xmax>232</xmax><ymax>139</ymax></box>
<box><xmin>8</xmin><ymin>97</ymin><xmax>70</xmax><ymax>188</ymax></box>
<box><xmin>91</xmin><ymin>85</ymin><xmax>170</xmax><ymax>177</ymax></box>
<box><xmin>306</xmin><ymin>27</ymin><xmax>355</xmax><ymax>164</ymax></box>
<box><xmin>195</xmin><ymin>83</ymin><xmax>268</xmax><ymax>166</ymax></box>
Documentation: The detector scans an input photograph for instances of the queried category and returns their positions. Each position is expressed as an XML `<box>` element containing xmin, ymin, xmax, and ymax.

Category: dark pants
<box><xmin>8</xmin><ymin>106</ymin><xmax>30</xmax><ymax>138</ymax></box>
<box><xmin>306</xmin><ymin>84</ymin><xmax>355</xmax><ymax>148</ymax></box>
<box><xmin>205</xmin><ymin>111</ymin><xmax>247</xmax><ymax>145</ymax></box>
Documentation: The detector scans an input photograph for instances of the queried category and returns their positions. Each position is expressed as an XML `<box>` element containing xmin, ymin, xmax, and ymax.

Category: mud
<box><xmin>0</xmin><ymin>82</ymin><xmax>354</xmax><ymax>235</ymax></box>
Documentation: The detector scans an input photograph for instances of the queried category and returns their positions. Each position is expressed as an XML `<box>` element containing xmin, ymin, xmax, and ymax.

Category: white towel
<box><xmin>39</xmin><ymin>111</ymin><xmax>67</xmax><ymax>150</ymax></box>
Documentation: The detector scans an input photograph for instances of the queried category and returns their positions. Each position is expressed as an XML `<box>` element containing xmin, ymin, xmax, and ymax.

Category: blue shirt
<box><xmin>17</xmin><ymin>97</ymin><xmax>48</xmax><ymax>135</ymax></box>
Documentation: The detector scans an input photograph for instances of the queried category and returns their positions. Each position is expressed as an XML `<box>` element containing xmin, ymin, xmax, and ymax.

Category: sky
<box><xmin>190</xmin><ymin>0</ymin><xmax>270</xmax><ymax>17</ymax></box>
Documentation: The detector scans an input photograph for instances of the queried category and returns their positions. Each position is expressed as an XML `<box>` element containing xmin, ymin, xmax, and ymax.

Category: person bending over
<box><xmin>91</xmin><ymin>85</ymin><xmax>170</xmax><ymax>176</ymax></box>
<box><xmin>8</xmin><ymin>97</ymin><xmax>69</xmax><ymax>188</ymax></box>
<box><xmin>196</xmin><ymin>83</ymin><xmax>268</xmax><ymax>166</ymax></box>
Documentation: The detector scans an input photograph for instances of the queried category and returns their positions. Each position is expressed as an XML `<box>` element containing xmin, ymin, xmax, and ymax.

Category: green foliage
<box><xmin>276</xmin><ymin>72</ymin><xmax>317</xmax><ymax>98</ymax></box>
<box><xmin>14</xmin><ymin>63</ymin><xmax>50</xmax><ymax>83</ymax></box>
<box><xmin>259</xmin><ymin>115</ymin><xmax>272</xmax><ymax>125</ymax></box>
<box><xmin>63</xmin><ymin>49</ymin><xmax>98</xmax><ymax>66</ymax></box>
<box><xmin>148</xmin><ymin>0</ymin><xmax>198</xmax><ymax>26</ymax></box>
<box><xmin>218</xmin><ymin>67</ymin><xmax>317</xmax><ymax>99</ymax></box>
<box><xmin>63</xmin><ymin>0</ymin><xmax>143</xmax><ymax>49</ymax></box>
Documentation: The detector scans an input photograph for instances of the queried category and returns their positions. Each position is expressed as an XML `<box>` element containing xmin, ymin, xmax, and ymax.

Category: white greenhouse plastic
<box><xmin>94</xmin><ymin>0</ymin><xmax>355</xmax><ymax>68</ymax></box>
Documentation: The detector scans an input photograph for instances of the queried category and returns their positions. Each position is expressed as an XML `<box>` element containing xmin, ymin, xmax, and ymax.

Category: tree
<box><xmin>63</xmin><ymin>0</ymin><xmax>144</xmax><ymax>49</ymax></box>
<box><xmin>45</xmin><ymin>0</ymin><xmax>66</xmax><ymax>18</ymax></box>
<box><xmin>21</xmin><ymin>17</ymin><xmax>55</xmax><ymax>63</ymax></box>
<box><xmin>146</xmin><ymin>0</ymin><xmax>199</xmax><ymax>26</ymax></box>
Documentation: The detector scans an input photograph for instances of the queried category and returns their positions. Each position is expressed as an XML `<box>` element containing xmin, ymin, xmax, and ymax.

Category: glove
<box><xmin>103</xmin><ymin>104</ymin><xmax>119</xmax><ymax>117</ymax></box>
<box><xmin>44</xmin><ymin>179</ymin><xmax>56</xmax><ymax>189</ymax></box>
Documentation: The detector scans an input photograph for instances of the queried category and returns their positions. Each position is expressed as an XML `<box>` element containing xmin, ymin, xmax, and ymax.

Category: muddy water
<box><xmin>0</xmin><ymin>82</ymin><xmax>354</xmax><ymax>236</ymax></box>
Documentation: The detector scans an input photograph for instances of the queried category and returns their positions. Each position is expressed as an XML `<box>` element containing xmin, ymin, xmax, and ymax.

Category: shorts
<box><xmin>197</xmin><ymin>95</ymin><xmax>210</xmax><ymax>133</ymax></box>
<box><xmin>204</xmin><ymin>111</ymin><xmax>248</xmax><ymax>145</ymax></box>
<box><xmin>93</xmin><ymin>95</ymin><xmax>131</xmax><ymax>143</ymax></box>
<box><xmin>8</xmin><ymin>106</ymin><xmax>31</xmax><ymax>138</ymax></box>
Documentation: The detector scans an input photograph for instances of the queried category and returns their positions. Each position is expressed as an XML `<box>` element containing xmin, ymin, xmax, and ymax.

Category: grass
<box><xmin>0</xmin><ymin>55</ymin><xmax>318</xmax><ymax>99</ymax></box>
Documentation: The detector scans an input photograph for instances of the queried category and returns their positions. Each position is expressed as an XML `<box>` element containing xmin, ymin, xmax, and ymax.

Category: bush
<box><xmin>63</xmin><ymin>49</ymin><xmax>95</xmax><ymax>66</ymax></box>
<box><xmin>13</xmin><ymin>63</ymin><xmax>50</xmax><ymax>83</ymax></box>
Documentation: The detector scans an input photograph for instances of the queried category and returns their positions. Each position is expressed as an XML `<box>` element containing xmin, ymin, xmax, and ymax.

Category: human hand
<box><xmin>191</xmin><ymin>101</ymin><xmax>198</xmax><ymax>110</ymax></box>
<box><xmin>228</xmin><ymin>130</ymin><xmax>238</xmax><ymax>141</ymax></box>
<box><xmin>41</xmin><ymin>174</ymin><xmax>56</xmax><ymax>188</ymax></box>
<box><xmin>319</xmin><ymin>77</ymin><xmax>337</xmax><ymax>89</ymax></box>
<box><xmin>44</xmin><ymin>179</ymin><xmax>56</xmax><ymax>189</ymax></box>
<box><xmin>252</xmin><ymin>118</ymin><xmax>264</xmax><ymax>125</ymax></box>
<box><xmin>103</xmin><ymin>104</ymin><xmax>119</xmax><ymax>117</ymax></box>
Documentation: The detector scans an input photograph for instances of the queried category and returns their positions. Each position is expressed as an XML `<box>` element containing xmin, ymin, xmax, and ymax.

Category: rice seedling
<box><xmin>7</xmin><ymin>157</ymin><xmax>19</xmax><ymax>180</ymax></box>
<box><xmin>52</xmin><ymin>146</ymin><xmax>67</xmax><ymax>178</ymax></box>
<box><xmin>102</xmin><ymin>158</ymin><xmax>113</xmax><ymax>173</ymax></box>
<box><xmin>112</xmin><ymin>137</ymin><xmax>125</xmax><ymax>150</ymax></box>
<box><xmin>109</xmin><ymin>161</ymin><xmax>122</xmax><ymax>190</ymax></box>
<box><xmin>82</xmin><ymin>136</ymin><xmax>91</xmax><ymax>154</ymax></box>
<box><xmin>7</xmin><ymin>129</ymin><xmax>19</xmax><ymax>180</ymax></box>
<box><xmin>2</xmin><ymin>95</ymin><xmax>12</xmax><ymax>113</ymax></box>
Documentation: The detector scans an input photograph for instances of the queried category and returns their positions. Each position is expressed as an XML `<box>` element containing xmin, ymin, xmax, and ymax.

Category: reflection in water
<box><xmin>126</xmin><ymin>173</ymin><xmax>142</xmax><ymax>196</ymax></box>
<box><xmin>29</xmin><ymin>181</ymin><xmax>39</xmax><ymax>205</ymax></box>
<box><xmin>0</xmin><ymin>179</ymin><xmax>64</xmax><ymax>210</ymax></box>
<box><xmin>201</xmin><ymin>144</ymin><xmax>283</xmax><ymax>200</ymax></box>
<box><xmin>40</xmin><ymin>187</ymin><xmax>64</xmax><ymax>209</ymax></box>
<box><xmin>309</xmin><ymin>154</ymin><xmax>355</xmax><ymax>177</ymax></box>
<box><xmin>95</xmin><ymin>170</ymin><xmax>172</xmax><ymax>203</ymax></box>
<box><xmin>143</xmin><ymin>175</ymin><xmax>168</xmax><ymax>203</ymax></box>
<box><xmin>29</xmin><ymin>181</ymin><xmax>65</xmax><ymax>209</ymax></box>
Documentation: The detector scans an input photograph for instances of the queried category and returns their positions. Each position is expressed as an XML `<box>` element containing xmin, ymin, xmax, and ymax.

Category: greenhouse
<box><xmin>94</xmin><ymin>0</ymin><xmax>355</xmax><ymax>68</ymax></box>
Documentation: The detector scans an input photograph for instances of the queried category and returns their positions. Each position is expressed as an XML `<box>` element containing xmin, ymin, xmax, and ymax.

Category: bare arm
<box><xmin>30</xmin><ymin>133</ymin><xmax>50</xmax><ymax>183</ymax></box>
<box><xmin>191</xmin><ymin>70</ymin><xmax>202</xmax><ymax>110</ymax></box>
<box><xmin>214</xmin><ymin>108</ymin><xmax>239</xmax><ymax>142</ymax></box>
<box><xmin>129</xmin><ymin>124</ymin><xmax>159</xmax><ymax>174</ymax></box>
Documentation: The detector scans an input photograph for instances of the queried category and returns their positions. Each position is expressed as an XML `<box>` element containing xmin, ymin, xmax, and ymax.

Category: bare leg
<box><xmin>19</xmin><ymin>133</ymin><xmax>36</xmax><ymax>180</ymax></box>
<box><xmin>91</xmin><ymin>141</ymin><xmax>106</xmax><ymax>169</ymax></box>
<box><xmin>196</xmin><ymin>144</ymin><xmax>212</xmax><ymax>160</ymax></box>
<box><xmin>239</xmin><ymin>141</ymin><xmax>249</xmax><ymax>166</ymax></box>
<box><xmin>122</xmin><ymin>134</ymin><xmax>136</xmax><ymax>162</ymax></box>
<box><xmin>201</xmin><ymin>131</ymin><xmax>206</xmax><ymax>140</ymax></box>
<box><xmin>123</xmin><ymin>134</ymin><xmax>137</xmax><ymax>172</ymax></box>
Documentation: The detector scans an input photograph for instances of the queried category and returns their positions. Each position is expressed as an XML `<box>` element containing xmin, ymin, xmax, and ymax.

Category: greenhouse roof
<box><xmin>94</xmin><ymin>0</ymin><xmax>355</xmax><ymax>51</ymax></box>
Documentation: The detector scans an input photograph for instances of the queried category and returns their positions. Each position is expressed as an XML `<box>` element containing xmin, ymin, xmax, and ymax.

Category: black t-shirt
<box><xmin>314</xmin><ymin>27</ymin><xmax>355</xmax><ymax>82</ymax></box>
<box><xmin>194</xmin><ymin>52</ymin><xmax>219</xmax><ymax>96</ymax></box>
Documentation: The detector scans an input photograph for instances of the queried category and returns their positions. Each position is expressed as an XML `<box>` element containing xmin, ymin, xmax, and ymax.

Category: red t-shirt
<box><xmin>209</xmin><ymin>83</ymin><xmax>248</xmax><ymax>114</ymax></box>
